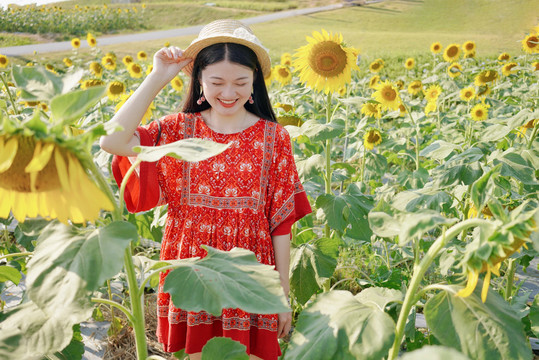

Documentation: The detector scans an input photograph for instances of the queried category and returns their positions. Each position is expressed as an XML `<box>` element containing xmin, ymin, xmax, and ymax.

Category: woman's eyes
<box><xmin>211</xmin><ymin>83</ymin><xmax>247</xmax><ymax>87</ymax></box>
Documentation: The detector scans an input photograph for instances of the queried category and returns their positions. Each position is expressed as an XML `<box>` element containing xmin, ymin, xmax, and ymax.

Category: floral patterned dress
<box><xmin>113</xmin><ymin>112</ymin><xmax>311</xmax><ymax>359</ymax></box>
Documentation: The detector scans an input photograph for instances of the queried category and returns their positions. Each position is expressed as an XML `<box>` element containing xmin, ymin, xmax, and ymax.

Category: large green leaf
<box><xmin>424</xmin><ymin>285</ymin><xmax>532</xmax><ymax>360</ymax></box>
<box><xmin>11</xmin><ymin>66</ymin><xmax>83</xmax><ymax>101</ymax></box>
<box><xmin>494</xmin><ymin>151</ymin><xmax>537</xmax><ymax>185</ymax></box>
<box><xmin>52</xmin><ymin>324</ymin><xmax>85</xmax><ymax>360</ymax></box>
<box><xmin>298</xmin><ymin>119</ymin><xmax>345</xmax><ymax>142</ymax></box>
<box><xmin>295</xmin><ymin>154</ymin><xmax>325</xmax><ymax>179</ymax></box>
<box><xmin>419</xmin><ymin>140</ymin><xmax>459</xmax><ymax>160</ymax></box>
<box><xmin>285</xmin><ymin>290</ymin><xmax>395</xmax><ymax>360</ymax></box>
<box><xmin>50</xmin><ymin>86</ymin><xmax>106</xmax><ymax>125</ymax></box>
<box><xmin>530</xmin><ymin>294</ymin><xmax>539</xmax><ymax>338</ymax></box>
<box><xmin>201</xmin><ymin>337</ymin><xmax>248</xmax><ymax>360</ymax></box>
<box><xmin>470</xmin><ymin>165</ymin><xmax>500</xmax><ymax>213</ymax></box>
<box><xmin>355</xmin><ymin>287</ymin><xmax>403</xmax><ymax>311</ymax></box>
<box><xmin>400</xmin><ymin>346</ymin><xmax>471</xmax><ymax>360</ymax></box>
<box><xmin>289</xmin><ymin>237</ymin><xmax>339</xmax><ymax>305</ymax></box>
<box><xmin>392</xmin><ymin>188</ymin><xmax>453</xmax><ymax>213</ymax></box>
<box><xmin>315</xmin><ymin>192</ymin><xmax>373</xmax><ymax>240</ymax></box>
<box><xmin>26</xmin><ymin>221</ymin><xmax>136</xmax><ymax>322</ymax></box>
<box><xmin>134</xmin><ymin>138</ymin><xmax>231</xmax><ymax>163</ymax></box>
<box><xmin>163</xmin><ymin>246</ymin><xmax>289</xmax><ymax>316</ymax></box>
<box><xmin>0</xmin><ymin>301</ymin><xmax>74</xmax><ymax>360</ymax></box>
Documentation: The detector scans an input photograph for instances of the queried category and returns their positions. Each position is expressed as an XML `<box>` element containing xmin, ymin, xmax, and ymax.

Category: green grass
<box><xmin>7</xmin><ymin>0</ymin><xmax>538</xmax><ymax>65</ymax></box>
<box><xmin>0</xmin><ymin>33</ymin><xmax>35</xmax><ymax>47</ymax></box>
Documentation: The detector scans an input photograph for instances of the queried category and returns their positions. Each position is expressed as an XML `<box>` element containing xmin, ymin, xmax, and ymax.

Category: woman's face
<box><xmin>200</xmin><ymin>60</ymin><xmax>254</xmax><ymax>117</ymax></box>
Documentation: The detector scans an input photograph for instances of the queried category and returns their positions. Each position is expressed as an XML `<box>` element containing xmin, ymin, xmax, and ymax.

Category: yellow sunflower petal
<box><xmin>491</xmin><ymin>262</ymin><xmax>501</xmax><ymax>277</ymax></box>
<box><xmin>0</xmin><ymin>137</ymin><xmax>19</xmax><ymax>173</ymax></box>
<box><xmin>481</xmin><ymin>268</ymin><xmax>492</xmax><ymax>303</ymax></box>
<box><xmin>0</xmin><ymin>187</ymin><xmax>14</xmax><ymax>218</ymax></box>
<box><xmin>54</xmin><ymin>147</ymin><xmax>70</xmax><ymax>192</ymax></box>
<box><xmin>456</xmin><ymin>270</ymin><xmax>479</xmax><ymax>298</ymax></box>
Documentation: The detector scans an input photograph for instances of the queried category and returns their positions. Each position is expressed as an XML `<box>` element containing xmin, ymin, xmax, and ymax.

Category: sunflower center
<box><xmin>109</xmin><ymin>82</ymin><xmax>124</xmax><ymax>94</ymax></box>
<box><xmin>0</xmin><ymin>136</ymin><xmax>61</xmax><ymax>192</ymax></box>
<box><xmin>308</xmin><ymin>41</ymin><xmax>347</xmax><ymax>77</ymax></box>
<box><xmin>475</xmin><ymin>110</ymin><xmax>483</xmax><ymax>117</ymax></box>
<box><xmin>465</xmin><ymin>43</ymin><xmax>474</xmax><ymax>51</ymax></box>
<box><xmin>382</xmin><ymin>87</ymin><xmax>397</xmax><ymax>101</ymax></box>
<box><xmin>278</xmin><ymin>68</ymin><xmax>290</xmax><ymax>78</ymax></box>
<box><xmin>527</xmin><ymin>36</ymin><xmax>538</xmax><ymax>48</ymax></box>
<box><xmin>0</xmin><ymin>58</ymin><xmax>6</xmax><ymax>65</ymax></box>
<box><xmin>447</xmin><ymin>46</ymin><xmax>458</xmax><ymax>57</ymax></box>
<box><xmin>367</xmin><ymin>131</ymin><xmax>380</xmax><ymax>143</ymax></box>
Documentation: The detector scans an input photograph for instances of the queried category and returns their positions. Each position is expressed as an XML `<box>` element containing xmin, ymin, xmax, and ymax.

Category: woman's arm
<box><xmin>272</xmin><ymin>233</ymin><xmax>292</xmax><ymax>338</ymax></box>
<box><xmin>99</xmin><ymin>47</ymin><xmax>191</xmax><ymax>156</ymax></box>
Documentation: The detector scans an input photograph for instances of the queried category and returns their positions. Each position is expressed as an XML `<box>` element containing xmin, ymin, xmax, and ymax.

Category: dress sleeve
<box><xmin>111</xmin><ymin>116</ymin><xmax>169</xmax><ymax>213</ymax></box>
<box><xmin>267</xmin><ymin>125</ymin><xmax>312</xmax><ymax>236</ymax></box>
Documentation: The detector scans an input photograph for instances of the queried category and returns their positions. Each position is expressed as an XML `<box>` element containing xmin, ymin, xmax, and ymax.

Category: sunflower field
<box><xmin>0</xmin><ymin>15</ymin><xmax>539</xmax><ymax>360</ymax></box>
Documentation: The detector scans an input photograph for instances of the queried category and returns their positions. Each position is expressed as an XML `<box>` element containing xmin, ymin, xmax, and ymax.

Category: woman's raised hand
<box><xmin>152</xmin><ymin>46</ymin><xmax>192</xmax><ymax>84</ymax></box>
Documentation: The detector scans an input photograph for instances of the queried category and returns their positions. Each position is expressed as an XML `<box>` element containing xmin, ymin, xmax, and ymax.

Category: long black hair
<box><xmin>182</xmin><ymin>42</ymin><xmax>276</xmax><ymax>122</ymax></box>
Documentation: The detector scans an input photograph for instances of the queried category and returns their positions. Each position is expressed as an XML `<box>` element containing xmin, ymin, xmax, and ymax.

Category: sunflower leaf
<box><xmin>201</xmin><ymin>337</ymin><xmax>249</xmax><ymax>360</ymax></box>
<box><xmin>50</xmin><ymin>86</ymin><xmax>106</xmax><ymax>125</ymax></box>
<box><xmin>399</xmin><ymin>346</ymin><xmax>471</xmax><ymax>360</ymax></box>
<box><xmin>133</xmin><ymin>138</ymin><xmax>231</xmax><ymax>163</ymax></box>
<box><xmin>12</xmin><ymin>65</ymin><xmax>83</xmax><ymax>101</ymax></box>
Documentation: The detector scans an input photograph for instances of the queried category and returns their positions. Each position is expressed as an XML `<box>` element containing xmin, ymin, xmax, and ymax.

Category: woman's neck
<box><xmin>203</xmin><ymin>109</ymin><xmax>257</xmax><ymax>134</ymax></box>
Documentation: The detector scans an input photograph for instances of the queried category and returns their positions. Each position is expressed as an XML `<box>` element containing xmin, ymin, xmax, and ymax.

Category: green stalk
<box><xmin>387</xmin><ymin>218</ymin><xmax>489</xmax><ymax>360</ymax></box>
<box><xmin>527</xmin><ymin>121</ymin><xmax>538</xmax><ymax>149</ymax></box>
<box><xmin>402</xmin><ymin>102</ymin><xmax>420</xmax><ymax>171</ymax></box>
<box><xmin>324</xmin><ymin>92</ymin><xmax>333</xmax><ymax>238</ymax></box>
<box><xmin>0</xmin><ymin>252</ymin><xmax>33</xmax><ymax>262</ymax></box>
<box><xmin>504</xmin><ymin>258</ymin><xmax>517</xmax><ymax>301</ymax></box>
<box><xmin>359</xmin><ymin>146</ymin><xmax>366</xmax><ymax>187</ymax></box>
<box><xmin>82</xmin><ymin>155</ymin><xmax>122</xmax><ymax>221</ymax></box>
<box><xmin>91</xmin><ymin>297</ymin><xmax>135</xmax><ymax>324</ymax></box>
<box><xmin>0</xmin><ymin>72</ymin><xmax>20</xmax><ymax>115</ymax></box>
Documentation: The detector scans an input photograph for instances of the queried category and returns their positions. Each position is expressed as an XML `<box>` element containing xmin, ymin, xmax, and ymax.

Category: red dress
<box><xmin>113</xmin><ymin>112</ymin><xmax>311</xmax><ymax>359</ymax></box>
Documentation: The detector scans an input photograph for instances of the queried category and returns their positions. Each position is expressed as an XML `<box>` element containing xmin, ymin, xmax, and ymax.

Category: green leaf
<box><xmin>0</xmin><ymin>301</ymin><xmax>74</xmax><ymax>360</ymax></box>
<box><xmin>494</xmin><ymin>151</ymin><xmax>537</xmax><ymax>185</ymax></box>
<box><xmin>52</xmin><ymin>324</ymin><xmax>85</xmax><ymax>360</ymax></box>
<box><xmin>0</xmin><ymin>265</ymin><xmax>22</xmax><ymax>285</ymax></box>
<box><xmin>470</xmin><ymin>165</ymin><xmax>500</xmax><ymax>213</ymax></box>
<box><xmin>163</xmin><ymin>246</ymin><xmax>289</xmax><ymax>316</ymax></box>
<box><xmin>26</xmin><ymin>221</ymin><xmax>136</xmax><ymax>322</ymax></box>
<box><xmin>295</xmin><ymin>154</ymin><xmax>325</xmax><ymax>179</ymax></box>
<box><xmin>436</xmin><ymin>162</ymin><xmax>483</xmax><ymax>187</ymax></box>
<box><xmin>285</xmin><ymin>290</ymin><xmax>395</xmax><ymax>360</ymax></box>
<box><xmin>386</xmin><ymin>211</ymin><xmax>457</xmax><ymax>246</ymax></box>
<box><xmin>368</xmin><ymin>211</ymin><xmax>401</xmax><ymax>238</ymax></box>
<box><xmin>298</xmin><ymin>119</ymin><xmax>345</xmax><ymax>142</ymax></box>
<box><xmin>424</xmin><ymin>285</ymin><xmax>532</xmax><ymax>360</ymax></box>
<box><xmin>530</xmin><ymin>294</ymin><xmax>539</xmax><ymax>338</ymax></box>
<box><xmin>290</xmin><ymin>238</ymin><xmax>339</xmax><ymax>305</ymax></box>
<box><xmin>419</xmin><ymin>140</ymin><xmax>459</xmax><ymax>160</ymax></box>
<box><xmin>400</xmin><ymin>345</ymin><xmax>471</xmax><ymax>360</ymax></box>
<box><xmin>201</xmin><ymin>337</ymin><xmax>248</xmax><ymax>360</ymax></box>
<box><xmin>315</xmin><ymin>192</ymin><xmax>373</xmax><ymax>240</ymax></box>
<box><xmin>482</xmin><ymin>124</ymin><xmax>512</xmax><ymax>142</ymax></box>
<box><xmin>50</xmin><ymin>86</ymin><xmax>106</xmax><ymax>125</ymax></box>
<box><xmin>134</xmin><ymin>138</ymin><xmax>231</xmax><ymax>163</ymax></box>
<box><xmin>12</xmin><ymin>66</ymin><xmax>83</xmax><ymax>101</ymax></box>
<box><xmin>355</xmin><ymin>287</ymin><xmax>403</xmax><ymax>311</ymax></box>
<box><xmin>392</xmin><ymin>188</ymin><xmax>453</xmax><ymax>213</ymax></box>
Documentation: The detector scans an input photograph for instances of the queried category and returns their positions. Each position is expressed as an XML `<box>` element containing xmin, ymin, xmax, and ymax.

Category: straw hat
<box><xmin>182</xmin><ymin>19</ymin><xmax>271</xmax><ymax>78</ymax></box>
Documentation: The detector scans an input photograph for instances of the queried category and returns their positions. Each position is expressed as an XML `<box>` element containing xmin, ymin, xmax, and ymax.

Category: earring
<box><xmin>248</xmin><ymin>94</ymin><xmax>254</xmax><ymax>104</ymax></box>
<box><xmin>197</xmin><ymin>93</ymin><xmax>206</xmax><ymax>105</ymax></box>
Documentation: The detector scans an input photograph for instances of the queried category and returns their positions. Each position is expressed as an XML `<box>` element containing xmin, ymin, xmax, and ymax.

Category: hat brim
<box><xmin>182</xmin><ymin>35</ymin><xmax>271</xmax><ymax>78</ymax></box>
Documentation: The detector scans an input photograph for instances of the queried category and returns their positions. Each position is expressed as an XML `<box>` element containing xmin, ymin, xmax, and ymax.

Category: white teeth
<box><xmin>220</xmin><ymin>99</ymin><xmax>236</xmax><ymax>104</ymax></box>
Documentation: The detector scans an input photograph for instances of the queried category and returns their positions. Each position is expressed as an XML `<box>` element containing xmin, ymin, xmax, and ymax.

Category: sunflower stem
<box><xmin>91</xmin><ymin>297</ymin><xmax>135</xmax><ymax>325</ymax></box>
<box><xmin>324</xmin><ymin>92</ymin><xmax>333</xmax><ymax>238</ymax></box>
<box><xmin>359</xmin><ymin>145</ymin><xmax>366</xmax><ymax>187</ymax></box>
<box><xmin>504</xmin><ymin>258</ymin><xmax>517</xmax><ymax>301</ymax></box>
<box><xmin>527</xmin><ymin>121</ymin><xmax>538</xmax><ymax>149</ymax></box>
<box><xmin>388</xmin><ymin>218</ymin><xmax>489</xmax><ymax>360</ymax></box>
<box><xmin>83</xmin><ymin>156</ymin><xmax>122</xmax><ymax>222</ymax></box>
<box><xmin>0</xmin><ymin>72</ymin><xmax>20</xmax><ymax>115</ymax></box>
<box><xmin>402</xmin><ymin>101</ymin><xmax>420</xmax><ymax>171</ymax></box>
<box><xmin>0</xmin><ymin>251</ymin><xmax>33</xmax><ymax>262</ymax></box>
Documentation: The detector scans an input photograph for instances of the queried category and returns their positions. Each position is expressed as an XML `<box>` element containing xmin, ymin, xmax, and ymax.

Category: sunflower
<box><xmin>101</xmin><ymin>55</ymin><xmax>116</xmax><ymax>71</ymax></box>
<box><xmin>81</xmin><ymin>79</ymin><xmax>104</xmax><ymax>90</ymax></box>
<box><xmin>462</xmin><ymin>41</ymin><xmax>476</xmax><ymax>55</ymax></box>
<box><xmin>170</xmin><ymin>76</ymin><xmax>184</xmax><ymax>92</ymax></box>
<box><xmin>122</xmin><ymin>55</ymin><xmax>134</xmax><ymax>66</ymax></box>
<box><xmin>264</xmin><ymin>68</ymin><xmax>273</xmax><ymax>87</ymax></box>
<box><xmin>273</xmin><ymin>65</ymin><xmax>292</xmax><ymax>86</ymax></box>
<box><xmin>443</xmin><ymin>43</ymin><xmax>460</xmax><ymax>62</ymax></box>
<box><xmin>404</xmin><ymin>57</ymin><xmax>415</xmax><ymax>70</ymax></box>
<box><xmin>280</xmin><ymin>52</ymin><xmax>292</xmax><ymax>67</ymax></box>
<box><xmin>476</xmin><ymin>85</ymin><xmax>491</xmax><ymax>99</ymax></box>
<box><xmin>0</xmin><ymin>54</ymin><xmax>8</xmax><ymax>68</ymax></box>
<box><xmin>373</xmin><ymin>80</ymin><xmax>401</xmax><ymax>111</ymax></box>
<box><xmin>532</xmin><ymin>62</ymin><xmax>539</xmax><ymax>71</ymax></box>
<box><xmin>459</xmin><ymin>87</ymin><xmax>475</xmax><ymax>102</ymax></box>
<box><xmin>424</xmin><ymin>101</ymin><xmax>437</xmax><ymax>116</ymax></box>
<box><xmin>39</xmin><ymin>103</ymin><xmax>48</xmax><ymax>112</ymax></box>
<box><xmin>277</xmin><ymin>115</ymin><xmax>303</xmax><ymax>127</ymax></box>
<box><xmin>521</xmin><ymin>33</ymin><xmax>539</xmax><ymax>54</ymax></box>
<box><xmin>274</xmin><ymin>103</ymin><xmax>294</xmax><ymax>113</ymax></box>
<box><xmin>146</xmin><ymin>65</ymin><xmax>153</xmax><ymax>75</ymax></box>
<box><xmin>106</xmin><ymin>81</ymin><xmax>125</xmax><ymax>101</ymax></box>
<box><xmin>430</xmin><ymin>42</ymin><xmax>442</xmax><ymax>54</ymax></box>
<box><xmin>369</xmin><ymin>60</ymin><xmax>383</xmax><ymax>73</ymax></box>
<box><xmin>63</xmin><ymin>57</ymin><xmax>73</xmax><ymax>67</ymax></box>
<box><xmin>464</xmin><ymin>51</ymin><xmax>476</xmax><ymax>59</ymax></box>
<box><xmin>399</xmin><ymin>104</ymin><xmax>406</xmax><ymax>117</ymax></box>
<box><xmin>45</xmin><ymin>64</ymin><xmax>56</xmax><ymax>74</ymax></box>
<box><xmin>395</xmin><ymin>79</ymin><xmax>404</xmax><ymax>90</ymax></box>
<box><xmin>0</xmin><ymin>134</ymin><xmax>114</xmax><ymax>224</ymax></box>
<box><xmin>116</xmin><ymin>91</ymin><xmax>154</xmax><ymax>124</ymax></box>
<box><xmin>105</xmin><ymin>52</ymin><xmax>117</xmax><ymax>61</ymax></box>
<box><xmin>501</xmin><ymin>62</ymin><xmax>518</xmax><ymax>76</ymax></box>
<box><xmin>474</xmin><ymin>70</ymin><xmax>498</xmax><ymax>86</ymax></box>
<box><xmin>361</xmin><ymin>102</ymin><xmax>382</xmax><ymax>119</ymax></box>
<box><xmin>293</xmin><ymin>29</ymin><xmax>358</xmax><ymax>94</ymax></box>
<box><xmin>497</xmin><ymin>52</ymin><xmax>511</xmax><ymax>63</ymax></box>
<box><xmin>71</xmin><ymin>38</ymin><xmax>80</xmax><ymax>49</ymax></box>
<box><xmin>517</xmin><ymin>119</ymin><xmax>538</xmax><ymax>138</ymax></box>
<box><xmin>128</xmin><ymin>62</ymin><xmax>143</xmax><ymax>79</ymax></box>
<box><xmin>363</xmin><ymin>129</ymin><xmax>382</xmax><ymax>150</ymax></box>
<box><xmin>423</xmin><ymin>84</ymin><xmax>442</xmax><ymax>102</ymax></box>
<box><xmin>137</xmin><ymin>50</ymin><xmax>148</xmax><ymax>61</ymax></box>
<box><xmin>407</xmin><ymin>80</ymin><xmax>422</xmax><ymax>95</ymax></box>
<box><xmin>369</xmin><ymin>75</ymin><xmax>380</xmax><ymax>89</ymax></box>
<box><xmin>456</xmin><ymin>202</ymin><xmax>537</xmax><ymax>302</ymax></box>
<box><xmin>470</xmin><ymin>103</ymin><xmax>489</xmax><ymax>121</ymax></box>
<box><xmin>89</xmin><ymin>61</ymin><xmax>103</xmax><ymax>78</ymax></box>
<box><xmin>86</xmin><ymin>33</ymin><xmax>97</xmax><ymax>47</ymax></box>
